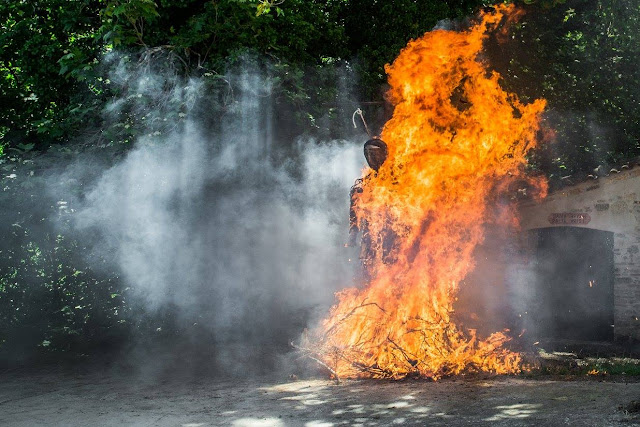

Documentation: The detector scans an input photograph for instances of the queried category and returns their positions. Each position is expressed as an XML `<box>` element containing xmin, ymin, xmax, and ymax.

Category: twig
<box><xmin>291</xmin><ymin>342</ymin><xmax>341</xmax><ymax>384</ymax></box>
<box><xmin>387</xmin><ymin>337</ymin><xmax>419</xmax><ymax>370</ymax></box>
<box><xmin>323</xmin><ymin>302</ymin><xmax>386</xmax><ymax>339</ymax></box>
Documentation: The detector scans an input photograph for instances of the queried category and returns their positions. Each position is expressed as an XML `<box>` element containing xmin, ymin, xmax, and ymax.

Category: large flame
<box><xmin>308</xmin><ymin>5</ymin><xmax>547</xmax><ymax>380</ymax></box>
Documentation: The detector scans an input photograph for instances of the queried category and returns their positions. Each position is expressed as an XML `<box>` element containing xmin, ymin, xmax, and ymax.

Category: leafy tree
<box><xmin>0</xmin><ymin>231</ymin><xmax>128</xmax><ymax>361</ymax></box>
<box><xmin>341</xmin><ymin>0</ymin><xmax>485</xmax><ymax>97</ymax></box>
<box><xmin>0</xmin><ymin>150</ymin><xmax>129</xmax><ymax>362</ymax></box>
<box><xmin>492</xmin><ymin>0</ymin><xmax>640</xmax><ymax>182</ymax></box>
<box><xmin>100</xmin><ymin>0</ymin><xmax>347</xmax><ymax>70</ymax></box>
<box><xmin>0</xmin><ymin>0</ymin><xmax>104</xmax><ymax>146</ymax></box>
<box><xmin>1</xmin><ymin>0</ymin><xmax>494</xmax><ymax>150</ymax></box>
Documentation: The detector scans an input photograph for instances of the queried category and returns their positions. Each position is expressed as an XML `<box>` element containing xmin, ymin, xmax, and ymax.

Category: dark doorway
<box><xmin>529</xmin><ymin>227</ymin><xmax>614</xmax><ymax>341</ymax></box>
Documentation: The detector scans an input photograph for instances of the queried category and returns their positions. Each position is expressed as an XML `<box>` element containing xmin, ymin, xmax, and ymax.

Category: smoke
<box><xmin>503</xmin><ymin>227</ymin><xmax>616</xmax><ymax>347</ymax></box>
<box><xmin>52</xmin><ymin>55</ymin><xmax>366</xmax><ymax>376</ymax></box>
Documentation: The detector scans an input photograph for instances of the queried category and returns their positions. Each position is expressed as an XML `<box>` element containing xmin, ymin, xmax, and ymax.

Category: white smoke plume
<box><xmin>57</xmin><ymin>56</ymin><xmax>367</xmax><ymax>376</ymax></box>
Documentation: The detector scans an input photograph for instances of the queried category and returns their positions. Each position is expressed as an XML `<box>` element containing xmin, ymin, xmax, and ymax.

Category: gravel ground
<box><xmin>0</xmin><ymin>366</ymin><xmax>639</xmax><ymax>426</ymax></box>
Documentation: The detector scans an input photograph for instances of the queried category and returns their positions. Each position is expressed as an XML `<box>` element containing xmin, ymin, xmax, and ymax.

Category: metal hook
<box><xmin>352</xmin><ymin>108</ymin><xmax>372</xmax><ymax>138</ymax></box>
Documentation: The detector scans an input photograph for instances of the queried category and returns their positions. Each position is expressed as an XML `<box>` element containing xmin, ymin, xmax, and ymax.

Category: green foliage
<box><xmin>341</xmin><ymin>0</ymin><xmax>483</xmax><ymax>97</ymax></box>
<box><xmin>0</xmin><ymin>0</ymin><xmax>105</xmax><ymax>147</ymax></box>
<box><xmin>530</xmin><ymin>353</ymin><xmax>640</xmax><ymax>376</ymax></box>
<box><xmin>4</xmin><ymin>0</ymin><xmax>640</xmax><ymax>172</ymax></box>
<box><xmin>493</xmin><ymin>0</ymin><xmax>640</xmax><ymax>182</ymax></box>
<box><xmin>0</xmin><ymin>147</ymin><xmax>130</xmax><ymax>361</ymax></box>
<box><xmin>93</xmin><ymin>0</ymin><xmax>363</xmax><ymax>139</ymax></box>
<box><xmin>101</xmin><ymin>0</ymin><xmax>160</xmax><ymax>46</ymax></box>
<box><xmin>0</xmin><ymin>228</ymin><xmax>129</xmax><ymax>359</ymax></box>
<box><xmin>1</xmin><ymin>0</ymin><xmax>355</xmax><ymax>147</ymax></box>
<box><xmin>0</xmin><ymin>0</ymin><xmax>489</xmax><ymax>149</ymax></box>
<box><xmin>520</xmin><ymin>0</ymin><xmax>567</xmax><ymax>7</ymax></box>
<box><xmin>0</xmin><ymin>145</ymin><xmax>200</xmax><ymax>362</ymax></box>
<box><xmin>98</xmin><ymin>0</ymin><xmax>348</xmax><ymax>68</ymax></box>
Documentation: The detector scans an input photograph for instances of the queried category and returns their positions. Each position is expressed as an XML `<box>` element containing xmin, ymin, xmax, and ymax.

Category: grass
<box><xmin>522</xmin><ymin>349</ymin><xmax>640</xmax><ymax>377</ymax></box>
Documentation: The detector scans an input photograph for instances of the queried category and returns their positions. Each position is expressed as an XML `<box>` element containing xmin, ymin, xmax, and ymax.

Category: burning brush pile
<box><xmin>299</xmin><ymin>5</ymin><xmax>549</xmax><ymax>380</ymax></box>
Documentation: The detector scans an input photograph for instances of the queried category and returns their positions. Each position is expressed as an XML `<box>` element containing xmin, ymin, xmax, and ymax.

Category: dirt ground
<box><xmin>1</xmin><ymin>366</ymin><xmax>639</xmax><ymax>427</ymax></box>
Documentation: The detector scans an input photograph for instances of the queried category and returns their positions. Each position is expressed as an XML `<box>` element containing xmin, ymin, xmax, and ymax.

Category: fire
<box><xmin>308</xmin><ymin>4</ymin><xmax>547</xmax><ymax>379</ymax></box>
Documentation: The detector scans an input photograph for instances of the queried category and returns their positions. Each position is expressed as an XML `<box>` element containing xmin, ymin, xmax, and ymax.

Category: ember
<box><xmin>303</xmin><ymin>4</ymin><xmax>548</xmax><ymax>380</ymax></box>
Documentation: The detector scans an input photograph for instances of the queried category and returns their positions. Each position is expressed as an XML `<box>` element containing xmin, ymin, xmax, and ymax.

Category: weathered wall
<box><xmin>518</xmin><ymin>168</ymin><xmax>640</xmax><ymax>340</ymax></box>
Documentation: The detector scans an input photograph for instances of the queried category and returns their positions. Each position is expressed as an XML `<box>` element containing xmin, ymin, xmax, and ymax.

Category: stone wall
<box><xmin>612</xmin><ymin>232</ymin><xmax>640</xmax><ymax>339</ymax></box>
<box><xmin>518</xmin><ymin>168</ymin><xmax>640</xmax><ymax>340</ymax></box>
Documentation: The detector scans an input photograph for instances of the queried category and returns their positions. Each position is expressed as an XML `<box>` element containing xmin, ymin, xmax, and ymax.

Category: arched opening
<box><xmin>525</xmin><ymin>227</ymin><xmax>615</xmax><ymax>341</ymax></box>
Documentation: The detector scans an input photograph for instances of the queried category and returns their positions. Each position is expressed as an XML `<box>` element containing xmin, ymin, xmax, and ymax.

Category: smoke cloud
<box><xmin>52</xmin><ymin>56</ymin><xmax>366</xmax><ymax>376</ymax></box>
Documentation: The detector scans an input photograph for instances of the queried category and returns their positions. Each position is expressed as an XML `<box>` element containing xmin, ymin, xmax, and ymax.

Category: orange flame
<box><xmin>311</xmin><ymin>4</ymin><xmax>547</xmax><ymax>379</ymax></box>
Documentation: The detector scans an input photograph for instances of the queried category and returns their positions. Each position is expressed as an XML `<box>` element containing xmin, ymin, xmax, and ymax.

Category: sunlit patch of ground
<box><xmin>0</xmin><ymin>368</ymin><xmax>638</xmax><ymax>426</ymax></box>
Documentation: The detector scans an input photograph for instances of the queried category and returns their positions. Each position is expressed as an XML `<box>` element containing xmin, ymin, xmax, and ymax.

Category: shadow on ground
<box><xmin>1</xmin><ymin>364</ymin><xmax>639</xmax><ymax>426</ymax></box>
